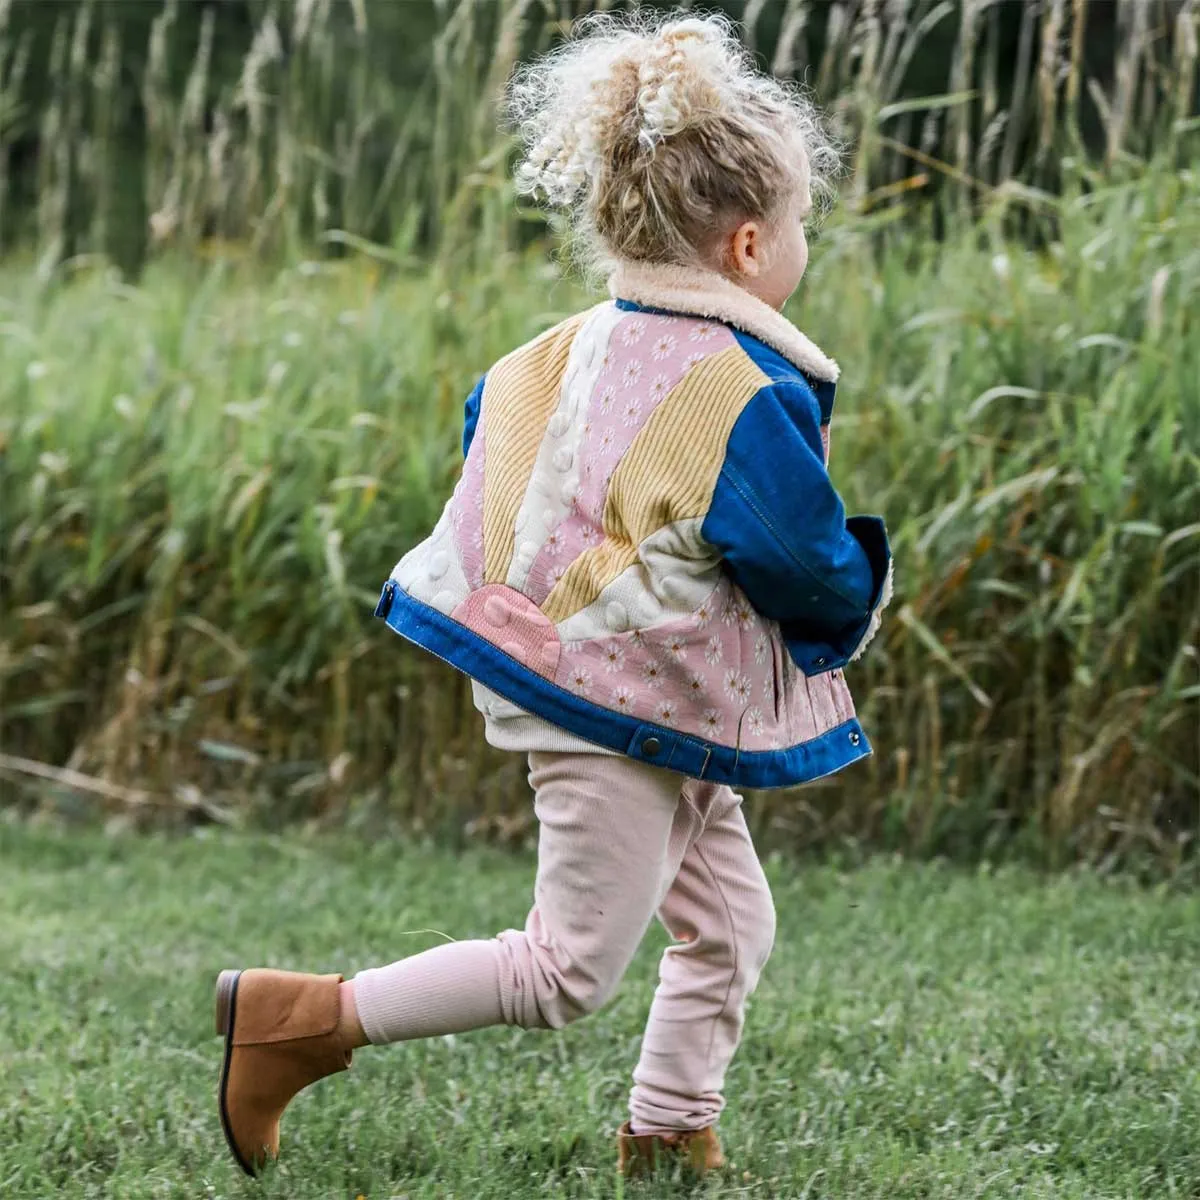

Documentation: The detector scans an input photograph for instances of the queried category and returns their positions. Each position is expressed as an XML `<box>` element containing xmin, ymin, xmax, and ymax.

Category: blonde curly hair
<box><xmin>507</xmin><ymin>10</ymin><xmax>841</xmax><ymax>278</ymax></box>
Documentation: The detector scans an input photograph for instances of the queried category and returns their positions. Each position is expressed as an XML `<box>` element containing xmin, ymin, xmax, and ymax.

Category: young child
<box><xmin>213</xmin><ymin>11</ymin><xmax>892</xmax><ymax>1180</ymax></box>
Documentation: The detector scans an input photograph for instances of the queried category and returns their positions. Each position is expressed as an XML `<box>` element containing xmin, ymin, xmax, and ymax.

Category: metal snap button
<box><xmin>849</xmin><ymin>731</ymin><xmax>861</xmax><ymax>746</ymax></box>
<box><xmin>815</xmin><ymin>656</ymin><xmax>827</xmax><ymax>668</ymax></box>
<box><xmin>642</xmin><ymin>737</ymin><xmax>662</xmax><ymax>757</ymax></box>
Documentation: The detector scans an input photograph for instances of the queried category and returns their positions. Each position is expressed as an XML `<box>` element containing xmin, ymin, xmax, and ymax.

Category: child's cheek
<box><xmin>794</xmin><ymin>228</ymin><xmax>809</xmax><ymax>282</ymax></box>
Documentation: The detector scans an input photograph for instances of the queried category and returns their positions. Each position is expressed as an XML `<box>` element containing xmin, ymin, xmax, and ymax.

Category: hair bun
<box><xmin>509</xmin><ymin>14</ymin><xmax>737</xmax><ymax>208</ymax></box>
<box><xmin>635</xmin><ymin>19</ymin><xmax>726</xmax><ymax>151</ymax></box>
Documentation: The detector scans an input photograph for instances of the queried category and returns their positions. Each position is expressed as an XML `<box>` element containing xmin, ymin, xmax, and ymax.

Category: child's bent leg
<box><xmin>349</xmin><ymin>940</ymin><xmax>511</xmax><ymax>1044</ymax></box>
<box><xmin>629</xmin><ymin>791</ymin><xmax>775</xmax><ymax>1135</ymax></box>
<box><xmin>352</xmin><ymin>752</ymin><xmax>688</xmax><ymax>1044</ymax></box>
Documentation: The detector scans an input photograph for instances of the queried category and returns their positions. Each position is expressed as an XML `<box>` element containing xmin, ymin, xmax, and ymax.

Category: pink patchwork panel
<box><xmin>549</xmin><ymin>581</ymin><xmax>752</xmax><ymax>750</ymax></box>
<box><xmin>451</xmin><ymin>408</ymin><xmax>487</xmax><ymax>588</ymax></box>
<box><xmin>524</xmin><ymin>313</ymin><xmax>736</xmax><ymax>606</ymax></box>
<box><xmin>552</xmin><ymin>576</ymin><xmax>857</xmax><ymax>751</ymax></box>
<box><xmin>452</xmin><ymin>584</ymin><xmax>562</xmax><ymax>680</ymax></box>
<box><xmin>522</xmin><ymin>511</ymin><xmax>603</xmax><ymax>606</ymax></box>
<box><xmin>829</xmin><ymin>670</ymin><xmax>857</xmax><ymax>725</ymax></box>
<box><xmin>575</xmin><ymin>313</ymin><xmax>736</xmax><ymax>523</ymax></box>
<box><xmin>798</xmin><ymin>672</ymin><xmax>841</xmax><ymax>743</ymax></box>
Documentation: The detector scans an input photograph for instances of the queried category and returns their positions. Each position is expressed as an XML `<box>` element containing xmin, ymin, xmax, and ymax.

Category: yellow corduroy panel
<box><xmin>543</xmin><ymin>345</ymin><xmax>769</xmax><ymax>622</ymax></box>
<box><xmin>481</xmin><ymin>313</ymin><xmax>587</xmax><ymax>583</ymax></box>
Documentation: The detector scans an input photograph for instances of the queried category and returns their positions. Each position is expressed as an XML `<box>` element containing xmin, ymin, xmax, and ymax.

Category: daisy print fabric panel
<box><xmin>551</xmin><ymin>575</ymin><xmax>855</xmax><ymax>751</ymax></box>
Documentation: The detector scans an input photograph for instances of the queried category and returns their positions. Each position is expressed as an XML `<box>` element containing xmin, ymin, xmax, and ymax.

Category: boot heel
<box><xmin>215</xmin><ymin>969</ymin><xmax>241</xmax><ymax>1036</ymax></box>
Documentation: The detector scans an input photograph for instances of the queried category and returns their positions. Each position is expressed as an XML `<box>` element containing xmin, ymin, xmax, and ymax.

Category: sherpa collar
<box><xmin>608</xmin><ymin>261</ymin><xmax>839</xmax><ymax>383</ymax></box>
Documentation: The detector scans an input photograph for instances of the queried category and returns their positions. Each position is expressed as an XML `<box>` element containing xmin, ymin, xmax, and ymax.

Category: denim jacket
<box><xmin>376</xmin><ymin>262</ymin><xmax>892</xmax><ymax>789</ymax></box>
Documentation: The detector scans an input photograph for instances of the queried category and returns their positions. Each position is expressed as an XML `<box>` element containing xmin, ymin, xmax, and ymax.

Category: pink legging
<box><xmin>351</xmin><ymin>750</ymin><xmax>776</xmax><ymax>1133</ymax></box>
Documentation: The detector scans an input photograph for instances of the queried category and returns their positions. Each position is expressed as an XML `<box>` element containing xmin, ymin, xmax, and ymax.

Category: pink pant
<box><xmin>352</xmin><ymin>751</ymin><xmax>775</xmax><ymax>1132</ymax></box>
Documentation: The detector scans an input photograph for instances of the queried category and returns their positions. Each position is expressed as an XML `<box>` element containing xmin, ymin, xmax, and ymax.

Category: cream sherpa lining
<box><xmin>608</xmin><ymin>261</ymin><xmax>840</xmax><ymax>383</ymax></box>
<box><xmin>848</xmin><ymin>558</ymin><xmax>895</xmax><ymax>663</ymax></box>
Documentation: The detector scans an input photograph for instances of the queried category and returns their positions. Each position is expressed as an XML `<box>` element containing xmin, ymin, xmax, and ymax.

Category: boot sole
<box><xmin>215</xmin><ymin>969</ymin><xmax>258</xmax><ymax>1178</ymax></box>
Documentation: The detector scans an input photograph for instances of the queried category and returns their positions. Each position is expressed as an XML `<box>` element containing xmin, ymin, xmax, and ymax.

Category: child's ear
<box><xmin>729</xmin><ymin>221</ymin><xmax>762</xmax><ymax>278</ymax></box>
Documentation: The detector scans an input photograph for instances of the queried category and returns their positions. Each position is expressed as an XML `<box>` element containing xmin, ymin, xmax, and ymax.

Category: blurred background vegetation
<box><xmin>0</xmin><ymin>0</ymin><xmax>1197</xmax><ymax>868</ymax></box>
<box><xmin>4</xmin><ymin>0</ymin><xmax>1198</xmax><ymax>271</ymax></box>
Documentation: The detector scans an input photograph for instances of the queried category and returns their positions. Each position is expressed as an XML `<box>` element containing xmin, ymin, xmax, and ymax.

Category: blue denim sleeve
<box><xmin>462</xmin><ymin>375</ymin><xmax>486</xmax><ymax>459</ymax></box>
<box><xmin>701</xmin><ymin>380</ymin><xmax>891</xmax><ymax>640</ymax></box>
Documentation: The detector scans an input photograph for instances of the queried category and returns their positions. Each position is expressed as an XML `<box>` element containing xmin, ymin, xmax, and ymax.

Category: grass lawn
<box><xmin>2</xmin><ymin>823</ymin><xmax>1199</xmax><ymax>1199</ymax></box>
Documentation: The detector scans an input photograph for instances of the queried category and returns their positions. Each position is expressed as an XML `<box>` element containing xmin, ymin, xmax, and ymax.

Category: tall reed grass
<box><xmin>1</xmin><ymin>0</ymin><xmax>1197</xmax><ymax>859</ymax></box>
<box><xmin>2</xmin><ymin>159</ymin><xmax>1197</xmax><ymax>861</ymax></box>
<box><xmin>1</xmin><ymin>0</ymin><xmax>1197</xmax><ymax>269</ymax></box>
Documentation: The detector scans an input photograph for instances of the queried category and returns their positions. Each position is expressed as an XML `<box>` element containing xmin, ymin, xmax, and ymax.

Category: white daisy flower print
<box><xmin>471</xmin><ymin>525</ymin><xmax>485</xmax><ymax>551</ymax></box>
<box><xmin>689</xmin><ymin>322</ymin><xmax>720</xmax><ymax>343</ymax></box>
<box><xmin>601</xmin><ymin>642</ymin><xmax>625</xmax><ymax>673</ymax></box>
<box><xmin>682</xmin><ymin>351</ymin><xmax>706</xmax><ymax>371</ymax></box>
<box><xmin>630</xmin><ymin>629</ymin><xmax>646</xmax><ymax>648</ymax></box>
<box><xmin>641</xmin><ymin>658</ymin><xmax>665</xmax><ymax>690</ymax></box>
<box><xmin>563</xmin><ymin>639</ymin><xmax>584</xmax><ymax>654</ymax></box>
<box><xmin>612</xmin><ymin>686</ymin><xmax>636</xmax><ymax>714</ymax></box>
<box><xmin>621</xmin><ymin>398</ymin><xmax>643</xmax><ymax>427</ymax></box>
<box><xmin>648</xmin><ymin>374</ymin><xmax>671</xmax><ymax>403</ymax></box>
<box><xmin>720</xmin><ymin>598</ymin><xmax>740</xmax><ymax>626</ymax></box>
<box><xmin>693</xmin><ymin>600</ymin><xmax>713</xmax><ymax>629</ymax></box>
<box><xmin>548</xmin><ymin>564</ymin><xmax>567</xmax><ymax>587</ymax></box>
<box><xmin>568</xmin><ymin>666</ymin><xmax>593</xmax><ymax>696</ymax></box>
<box><xmin>597</xmin><ymin>428</ymin><xmax>616</xmax><ymax>455</ymax></box>
<box><xmin>580</xmin><ymin>524</ymin><xmax>601</xmax><ymax>548</ymax></box>
<box><xmin>654</xmin><ymin>699</ymin><xmax>677</xmax><ymax>726</ymax></box>
<box><xmin>763</xmin><ymin>674</ymin><xmax>774</xmax><ymax>701</ymax></box>
<box><xmin>597</xmin><ymin>385</ymin><xmax>617</xmax><ymax>414</ymax></box>
<box><xmin>754</xmin><ymin>633</ymin><xmax>771</xmax><ymax>665</ymax></box>
<box><xmin>664</xmin><ymin>634</ymin><xmax>688</xmax><ymax>662</ymax></box>
<box><xmin>724</xmin><ymin>669</ymin><xmax>752</xmax><ymax>704</ymax></box>
<box><xmin>621</xmin><ymin>359</ymin><xmax>643</xmax><ymax>388</ymax></box>
<box><xmin>701</xmin><ymin>709</ymin><xmax>724</xmax><ymax>738</ymax></box>
<box><xmin>745</xmin><ymin>707</ymin><xmax>765</xmax><ymax>737</ymax></box>
<box><xmin>651</xmin><ymin>333</ymin><xmax>677</xmax><ymax>360</ymax></box>
<box><xmin>704</xmin><ymin>635</ymin><xmax>724</xmax><ymax>666</ymax></box>
<box><xmin>544</xmin><ymin>529</ymin><xmax>564</xmax><ymax>556</ymax></box>
<box><xmin>686</xmin><ymin>671</ymin><xmax>706</xmax><ymax>699</ymax></box>
<box><xmin>734</xmin><ymin>600</ymin><xmax>755</xmax><ymax>629</ymax></box>
<box><xmin>620</xmin><ymin>318</ymin><xmax>647</xmax><ymax>346</ymax></box>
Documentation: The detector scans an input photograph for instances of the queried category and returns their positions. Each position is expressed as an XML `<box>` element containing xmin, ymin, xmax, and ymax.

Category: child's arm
<box><xmin>701</xmin><ymin>379</ymin><xmax>893</xmax><ymax>675</ymax></box>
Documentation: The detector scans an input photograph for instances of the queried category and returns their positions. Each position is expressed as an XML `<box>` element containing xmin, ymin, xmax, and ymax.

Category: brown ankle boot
<box><xmin>215</xmin><ymin>968</ymin><xmax>352</xmax><ymax>1176</ymax></box>
<box><xmin>616</xmin><ymin>1121</ymin><xmax>726</xmax><ymax>1178</ymax></box>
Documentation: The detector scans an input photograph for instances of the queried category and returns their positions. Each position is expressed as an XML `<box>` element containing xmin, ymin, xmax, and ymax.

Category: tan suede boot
<box><xmin>214</xmin><ymin>968</ymin><xmax>352</xmax><ymax>1176</ymax></box>
<box><xmin>616</xmin><ymin>1121</ymin><xmax>726</xmax><ymax>1178</ymax></box>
